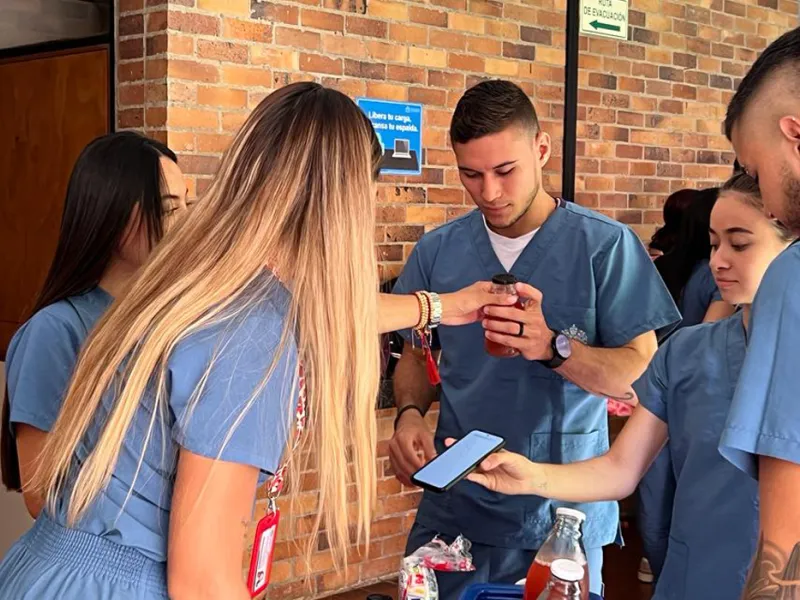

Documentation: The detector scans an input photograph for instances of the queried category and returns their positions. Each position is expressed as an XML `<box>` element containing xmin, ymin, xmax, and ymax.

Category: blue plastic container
<box><xmin>458</xmin><ymin>583</ymin><xmax>602</xmax><ymax>600</ymax></box>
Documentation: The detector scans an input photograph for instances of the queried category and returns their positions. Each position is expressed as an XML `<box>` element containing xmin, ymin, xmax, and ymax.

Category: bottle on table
<box><xmin>524</xmin><ymin>508</ymin><xmax>590</xmax><ymax>600</ymax></box>
<box><xmin>484</xmin><ymin>273</ymin><xmax>525</xmax><ymax>358</ymax></box>
<box><xmin>536</xmin><ymin>559</ymin><xmax>585</xmax><ymax>600</ymax></box>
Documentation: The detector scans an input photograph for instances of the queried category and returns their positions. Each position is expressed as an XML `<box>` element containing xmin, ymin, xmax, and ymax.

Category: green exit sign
<box><xmin>580</xmin><ymin>0</ymin><xmax>629</xmax><ymax>41</ymax></box>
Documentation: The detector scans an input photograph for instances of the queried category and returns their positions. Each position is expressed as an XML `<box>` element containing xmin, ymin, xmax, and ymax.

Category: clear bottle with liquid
<box><xmin>536</xmin><ymin>559</ymin><xmax>585</xmax><ymax>600</ymax></box>
<box><xmin>484</xmin><ymin>273</ymin><xmax>524</xmax><ymax>358</ymax></box>
<box><xmin>524</xmin><ymin>508</ymin><xmax>589</xmax><ymax>600</ymax></box>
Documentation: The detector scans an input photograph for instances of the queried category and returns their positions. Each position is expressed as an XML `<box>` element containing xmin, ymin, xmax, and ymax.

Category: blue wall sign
<box><xmin>357</xmin><ymin>97</ymin><xmax>423</xmax><ymax>176</ymax></box>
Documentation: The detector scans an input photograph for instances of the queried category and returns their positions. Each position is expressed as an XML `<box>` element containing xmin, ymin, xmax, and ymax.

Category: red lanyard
<box><xmin>247</xmin><ymin>362</ymin><xmax>307</xmax><ymax>597</ymax></box>
<box><xmin>265</xmin><ymin>362</ymin><xmax>307</xmax><ymax>514</ymax></box>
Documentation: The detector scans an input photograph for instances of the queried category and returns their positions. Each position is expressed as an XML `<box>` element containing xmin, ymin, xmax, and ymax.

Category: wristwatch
<box><xmin>538</xmin><ymin>330</ymin><xmax>572</xmax><ymax>369</ymax></box>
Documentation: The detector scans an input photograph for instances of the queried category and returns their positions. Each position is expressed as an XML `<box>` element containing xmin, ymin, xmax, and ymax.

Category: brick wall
<box><xmin>573</xmin><ymin>0</ymin><xmax>798</xmax><ymax>240</ymax></box>
<box><xmin>115</xmin><ymin>0</ymin><xmax>798</xmax><ymax>597</ymax></box>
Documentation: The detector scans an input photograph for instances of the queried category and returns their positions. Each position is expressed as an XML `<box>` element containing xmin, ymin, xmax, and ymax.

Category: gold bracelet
<box><xmin>413</xmin><ymin>291</ymin><xmax>428</xmax><ymax>331</ymax></box>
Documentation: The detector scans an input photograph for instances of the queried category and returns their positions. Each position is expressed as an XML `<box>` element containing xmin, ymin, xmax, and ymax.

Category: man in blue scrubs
<box><xmin>719</xmin><ymin>26</ymin><xmax>800</xmax><ymax>597</ymax></box>
<box><xmin>389</xmin><ymin>80</ymin><xmax>680</xmax><ymax>598</ymax></box>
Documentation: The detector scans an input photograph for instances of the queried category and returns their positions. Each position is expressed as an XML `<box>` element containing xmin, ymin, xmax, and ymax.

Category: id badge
<box><xmin>247</xmin><ymin>509</ymin><xmax>280</xmax><ymax>597</ymax></box>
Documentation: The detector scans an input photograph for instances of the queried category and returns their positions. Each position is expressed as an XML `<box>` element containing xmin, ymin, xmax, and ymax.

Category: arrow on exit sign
<box><xmin>590</xmin><ymin>20</ymin><xmax>621</xmax><ymax>32</ymax></box>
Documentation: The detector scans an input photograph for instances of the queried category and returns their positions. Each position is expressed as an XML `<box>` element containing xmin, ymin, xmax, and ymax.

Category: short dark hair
<box><xmin>721</xmin><ymin>171</ymin><xmax>795</xmax><ymax>242</ymax></box>
<box><xmin>725</xmin><ymin>26</ymin><xmax>800</xmax><ymax>139</ymax></box>
<box><xmin>450</xmin><ymin>79</ymin><xmax>540</xmax><ymax>145</ymax></box>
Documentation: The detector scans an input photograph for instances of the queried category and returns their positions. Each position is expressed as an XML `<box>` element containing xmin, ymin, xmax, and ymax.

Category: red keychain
<box><xmin>247</xmin><ymin>505</ymin><xmax>280</xmax><ymax>596</ymax></box>
<box><xmin>247</xmin><ymin>365</ymin><xmax>307</xmax><ymax>598</ymax></box>
<box><xmin>419</xmin><ymin>329</ymin><xmax>441</xmax><ymax>386</ymax></box>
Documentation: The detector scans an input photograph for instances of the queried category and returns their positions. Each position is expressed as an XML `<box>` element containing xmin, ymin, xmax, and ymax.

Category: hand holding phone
<box><xmin>411</xmin><ymin>430</ymin><xmax>505</xmax><ymax>493</ymax></box>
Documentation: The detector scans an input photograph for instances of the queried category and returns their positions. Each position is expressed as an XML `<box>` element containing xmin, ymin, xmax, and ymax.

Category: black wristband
<box><xmin>394</xmin><ymin>405</ymin><xmax>424</xmax><ymax>431</ymax></box>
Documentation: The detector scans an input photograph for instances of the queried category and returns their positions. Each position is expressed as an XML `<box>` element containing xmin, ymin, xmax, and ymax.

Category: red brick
<box><xmin>118</xmin><ymin>60</ymin><xmax>144</xmax><ymax>82</ymax></box>
<box><xmin>197</xmin><ymin>39</ymin><xmax>248</xmax><ymax>63</ymax></box>
<box><xmin>298</xmin><ymin>53</ymin><xmax>342</xmax><ymax>75</ymax></box>
<box><xmin>221</xmin><ymin>65</ymin><xmax>273</xmax><ymax>87</ymax></box>
<box><xmin>301</xmin><ymin>9</ymin><xmax>344</xmax><ymax>31</ymax></box>
<box><xmin>600</xmin><ymin>161</ymin><xmax>629</xmax><ymax>175</ymax></box>
<box><xmin>617</xmin><ymin>210</ymin><xmax>643</xmax><ymax>225</ymax></box>
<box><xmin>170</xmin><ymin>107</ymin><xmax>219</xmax><ymax>130</ymax></box>
<box><xmin>146</xmin><ymin>33</ymin><xmax>168</xmax><ymax>56</ymax></box>
<box><xmin>426</xmin><ymin>188</ymin><xmax>463</xmax><ymax>205</ymax></box>
<box><xmin>470</xmin><ymin>0</ymin><xmax>502</xmax><ymax>17</ymax></box>
<box><xmin>409</xmin><ymin>87</ymin><xmax>447</xmax><ymax>106</ymax></box>
<box><xmin>344</xmin><ymin>59</ymin><xmax>386</xmax><ymax>80</ymax></box>
<box><xmin>631</xmin><ymin>162</ymin><xmax>657</xmax><ymax>176</ymax></box>
<box><xmin>617</xmin><ymin>145</ymin><xmax>643</xmax><ymax>160</ymax></box>
<box><xmin>275</xmin><ymin>26</ymin><xmax>321</xmax><ymax>50</ymax></box>
<box><xmin>119</xmin><ymin>14</ymin><xmax>144</xmax><ymax>37</ymax></box>
<box><xmin>632</xmin><ymin>28</ymin><xmax>659</xmax><ymax>45</ymax></box>
<box><xmin>409</xmin><ymin>6</ymin><xmax>447</xmax><ymax>26</ymax></box>
<box><xmin>430</xmin><ymin>30</ymin><xmax>467</xmax><ymax>51</ymax></box>
<box><xmin>118</xmin><ymin>83</ymin><xmax>145</xmax><ymax>106</ymax></box>
<box><xmin>387</xmin><ymin>65</ymin><xmax>426</xmax><ymax>84</ymax></box>
<box><xmin>389</xmin><ymin>22</ymin><xmax>427</xmax><ymax>45</ymax></box>
<box><xmin>178</xmin><ymin>154</ymin><xmax>221</xmax><ymax>175</ymax></box>
<box><xmin>120</xmin><ymin>0</ymin><xmax>144</xmax><ymax>11</ymax></box>
<box><xmin>168</xmin><ymin>60</ymin><xmax>219</xmax><ymax>83</ymax></box>
<box><xmin>347</xmin><ymin>16</ymin><xmax>388</xmax><ymax>38</ymax></box>
<box><xmin>618</xmin><ymin>111</ymin><xmax>644</xmax><ymax>127</ymax></box>
<box><xmin>168</xmin><ymin>11</ymin><xmax>219</xmax><ymax>35</ymax></box>
<box><xmin>251</xmin><ymin>2</ymin><xmax>299</xmax><ymax>24</ymax></box>
<box><xmin>197</xmin><ymin>86</ymin><xmax>247</xmax><ymax>108</ymax></box>
<box><xmin>223</xmin><ymin>17</ymin><xmax>272</xmax><ymax>41</ymax></box>
<box><xmin>448</xmin><ymin>53</ymin><xmax>485</xmax><ymax>72</ymax></box>
<box><xmin>119</xmin><ymin>38</ymin><xmax>144</xmax><ymax>60</ymax></box>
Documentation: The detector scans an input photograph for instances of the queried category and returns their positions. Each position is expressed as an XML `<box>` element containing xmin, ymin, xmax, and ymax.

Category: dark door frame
<box><xmin>0</xmin><ymin>7</ymin><xmax>115</xmax><ymax>133</ymax></box>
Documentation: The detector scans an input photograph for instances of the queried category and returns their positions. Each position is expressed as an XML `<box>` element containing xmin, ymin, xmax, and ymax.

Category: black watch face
<box><xmin>555</xmin><ymin>334</ymin><xmax>572</xmax><ymax>359</ymax></box>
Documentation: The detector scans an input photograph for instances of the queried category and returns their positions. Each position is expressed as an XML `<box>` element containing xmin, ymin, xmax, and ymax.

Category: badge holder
<box><xmin>247</xmin><ymin>365</ymin><xmax>307</xmax><ymax>598</ymax></box>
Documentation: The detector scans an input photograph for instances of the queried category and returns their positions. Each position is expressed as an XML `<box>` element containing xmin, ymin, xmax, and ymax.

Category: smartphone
<box><xmin>411</xmin><ymin>430</ymin><xmax>505</xmax><ymax>493</ymax></box>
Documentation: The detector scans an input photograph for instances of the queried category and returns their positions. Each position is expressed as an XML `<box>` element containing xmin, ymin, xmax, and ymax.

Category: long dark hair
<box><xmin>2</xmin><ymin>132</ymin><xmax>177</xmax><ymax>491</ymax></box>
<box><xmin>649</xmin><ymin>188</ymin><xmax>699</xmax><ymax>254</ymax></box>
<box><xmin>654</xmin><ymin>187</ymin><xmax>719</xmax><ymax>304</ymax></box>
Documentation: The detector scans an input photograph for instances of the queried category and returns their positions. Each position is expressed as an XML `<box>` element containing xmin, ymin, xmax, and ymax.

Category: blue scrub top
<box><xmin>393</xmin><ymin>203</ymin><xmax>680</xmax><ymax>549</ymax></box>
<box><xmin>721</xmin><ymin>242</ymin><xmax>800</xmax><ymax>476</ymax></box>
<box><xmin>678</xmin><ymin>259</ymin><xmax>721</xmax><ymax>330</ymax></box>
<box><xmin>639</xmin><ymin>258</ymin><xmax>721</xmax><ymax>573</ymax></box>
<box><xmin>7</xmin><ymin>287</ymin><xmax>113</xmax><ymax>433</ymax></box>
<box><xmin>10</xmin><ymin>276</ymin><xmax>297</xmax><ymax>563</ymax></box>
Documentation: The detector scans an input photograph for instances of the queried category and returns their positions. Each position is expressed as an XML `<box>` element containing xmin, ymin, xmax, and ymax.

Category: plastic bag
<box><xmin>399</xmin><ymin>535</ymin><xmax>475</xmax><ymax>600</ymax></box>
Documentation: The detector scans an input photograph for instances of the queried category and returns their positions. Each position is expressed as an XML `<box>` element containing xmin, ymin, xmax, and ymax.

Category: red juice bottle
<box><xmin>536</xmin><ymin>559</ymin><xmax>585</xmax><ymax>600</ymax></box>
<box><xmin>484</xmin><ymin>273</ymin><xmax>524</xmax><ymax>358</ymax></box>
<box><xmin>524</xmin><ymin>509</ymin><xmax>589</xmax><ymax>600</ymax></box>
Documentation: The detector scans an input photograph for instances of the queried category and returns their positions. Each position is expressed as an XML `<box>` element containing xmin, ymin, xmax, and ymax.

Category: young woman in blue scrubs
<box><xmin>463</xmin><ymin>173</ymin><xmax>795</xmax><ymax>600</ymax></box>
<box><xmin>0</xmin><ymin>83</ymin><xmax>512</xmax><ymax>600</ymax></box>
<box><xmin>639</xmin><ymin>186</ymin><xmax>734</xmax><ymax>582</ymax></box>
<box><xmin>1</xmin><ymin>132</ymin><xmax>188</xmax><ymax>517</ymax></box>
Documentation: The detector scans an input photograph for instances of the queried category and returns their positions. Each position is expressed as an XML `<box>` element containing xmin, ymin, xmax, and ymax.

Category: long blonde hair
<box><xmin>32</xmin><ymin>82</ymin><xmax>383</xmax><ymax>565</ymax></box>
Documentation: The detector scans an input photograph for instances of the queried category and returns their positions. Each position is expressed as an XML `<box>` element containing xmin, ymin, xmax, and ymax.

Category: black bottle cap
<box><xmin>491</xmin><ymin>273</ymin><xmax>518</xmax><ymax>286</ymax></box>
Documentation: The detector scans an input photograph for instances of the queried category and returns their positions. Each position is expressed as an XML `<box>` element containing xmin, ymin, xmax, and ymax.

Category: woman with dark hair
<box><xmin>638</xmin><ymin>186</ymin><xmax>734</xmax><ymax>584</ymax></box>
<box><xmin>648</xmin><ymin>189</ymin><xmax>699</xmax><ymax>260</ymax></box>
<box><xmin>0</xmin><ymin>131</ymin><xmax>187</xmax><ymax>516</ymax></box>
<box><xmin>654</xmin><ymin>187</ymin><xmax>734</xmax><ymax>329</ymax></box>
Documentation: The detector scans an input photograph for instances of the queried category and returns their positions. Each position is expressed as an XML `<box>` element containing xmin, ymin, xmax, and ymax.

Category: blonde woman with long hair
<box><xmin>0</xmin><ymin>82</ymin><xmax>513</xmax><ymax>599</ymax></box>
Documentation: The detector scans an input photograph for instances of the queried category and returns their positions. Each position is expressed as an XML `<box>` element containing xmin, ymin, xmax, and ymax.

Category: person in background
<box><xmin>654</xmin><ymin>187</ymin><xmax>735</xmax><ymax>332</ymax></box>
<box><xmin>636</xmin><ymin>187</ymin><xmax>735</xmax><ymax>583</ymax></box>
<box><xmin>0</xmin><ymin>83</ymin><xmax>514</xmax><ymax>600</ymax></box>
<box><xmin>647</xmin><ymin>189</ymin><xmax>699</xmax><ymax>261</ymax></box>
<box><xmin>464</xmin><ymin>172</ymin><xmax>795</xmax><ymax>600</ymax></box>
<box><xmin>388</xmin><ymin>79</ymin><xmax>680</xmax><ymax>599</ymax></box>
<box><xmin>719</xmin><ymin>26</ymin><xmax>800</xmax><ymax>596</ymax></box>
<box><xmin>1</xmin><ymin>132</ymin><xmax>188</xmax><ymax>518</ymax></box>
